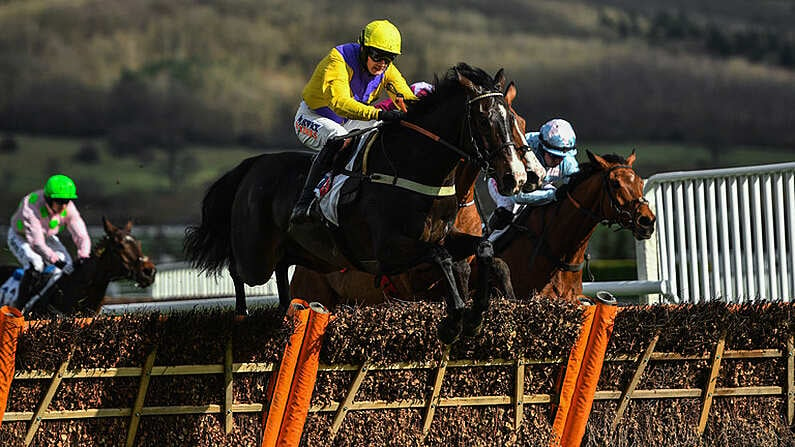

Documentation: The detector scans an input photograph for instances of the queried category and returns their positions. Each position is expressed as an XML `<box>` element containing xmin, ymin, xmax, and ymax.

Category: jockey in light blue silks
<box><xmin>488</xmin><ymin>118</ymin><xmax>580</xmax><ymax>233</ymax></box>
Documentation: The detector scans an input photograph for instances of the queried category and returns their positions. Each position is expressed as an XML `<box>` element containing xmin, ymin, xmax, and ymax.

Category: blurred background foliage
<box><xmin>0</xmin><ymin>0</ymin><xmax>793</xmax><ymax>266</ymax></box>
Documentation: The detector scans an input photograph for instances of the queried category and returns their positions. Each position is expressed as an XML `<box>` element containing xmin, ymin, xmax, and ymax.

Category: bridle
<box><xmin>565</xmin><ymin>164</ymin><xmax>649</xmax><ymax>232</ymax></box>
<box><xmin>464</xmin><ymin>91</ymin><xmax>517</xmax><ymax>175</ymax></box>
<box><xmin>97</xmin><ymin>234</ymin><xmax>151</xmax><ymax>283</ymax></box>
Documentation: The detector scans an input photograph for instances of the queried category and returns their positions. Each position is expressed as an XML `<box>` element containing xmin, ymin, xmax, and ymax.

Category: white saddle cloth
<box><xmin>316</xmin><ymin>129</ymin><xmax>377</xmax><ymax>227</ymax></box>
<box><xmin>0</xmin><ymin>271</ymin><xmax>21</xmax><ymax>307</ymax></box>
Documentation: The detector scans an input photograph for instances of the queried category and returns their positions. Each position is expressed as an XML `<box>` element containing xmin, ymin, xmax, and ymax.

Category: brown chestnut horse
<box><xmin>289</xmin><ymin>81</ymin><xmax>529</xmax><ymax>307</ymax></box>
<box><xmin>486</xmin><ymin>150</ymin><xmax>656</xmax><ymax>301</ymax></box>
<box><xmin>0</xmin><ymin>218</ymin><xmax>156</xmax><ymax>317</ymax></box>
<box><xmin>184</xmin><ymin>64</ymin><xmax>544</xmax><ymax>344</ymax></box>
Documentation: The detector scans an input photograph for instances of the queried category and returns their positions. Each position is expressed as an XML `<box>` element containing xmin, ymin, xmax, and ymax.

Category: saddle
<box><xmin>314</xmin><ymin>130</ymin><xmax>378</xmax><ymax>226</ymax></box>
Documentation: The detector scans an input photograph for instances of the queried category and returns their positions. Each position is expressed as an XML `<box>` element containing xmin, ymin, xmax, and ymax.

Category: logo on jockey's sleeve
<box><xmin>295</xmin><ymin>115</ymin><xmax>320</xmax><ymax>141</ymax></box>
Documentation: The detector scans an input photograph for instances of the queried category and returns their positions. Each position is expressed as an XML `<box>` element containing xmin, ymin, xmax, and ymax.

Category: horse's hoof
<box><xmin>235</xmin><ymin>309</ymin><xmax>249</xmax><ymax>322</ymax></box>
<box><xmin>437</xmin><ymin>318</ymin><xmax>461</xmax><ymax>345</ymax></box>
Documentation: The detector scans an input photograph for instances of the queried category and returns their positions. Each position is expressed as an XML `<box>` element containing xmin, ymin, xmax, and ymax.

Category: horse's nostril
<box><xmin>527</xmin><ymin>171</ymin><xmax>540</xmax><ymax>186</ymax></box>
<box><xmin>638</xmin><ymin>216</ymin><xmax>654</xmax><ymax>227</ymax></box>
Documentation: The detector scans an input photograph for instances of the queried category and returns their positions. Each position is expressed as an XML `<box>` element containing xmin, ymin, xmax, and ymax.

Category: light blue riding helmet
<box><xmin>538</xmin><ymin>118</ymin><xmax>576</xmax><ymax>157</ymax></box>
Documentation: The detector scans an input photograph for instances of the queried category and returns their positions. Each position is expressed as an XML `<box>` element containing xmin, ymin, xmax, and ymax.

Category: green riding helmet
<box><xmin>44</xmin><ymin>174</ymin><xmax>78</xmax><ymax>200</ymax></box>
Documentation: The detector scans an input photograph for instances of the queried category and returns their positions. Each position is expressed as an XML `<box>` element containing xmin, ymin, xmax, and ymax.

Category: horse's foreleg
<box><xmin>229</xmin><ymin>263</ymin><xmax>248</xmax><ymax>318</ymax></box>
<box><xmin>490</xmin><ymin>257</ymin><xmax>515</xmax><ymax>300</ymax></box>
<box><xmin>432</xmin><ymin>246</ymin><xmax>465</xmax><ymax>345</ymax></box>
<box><xmin>463</xmin><ymin>239</ymin><xmax>495</xmax><ymax>337</ymax></box>
<box><xmin>275</xmin><ymin>261</ymin><xmax>291</xmax><ymax>313</ymax></box>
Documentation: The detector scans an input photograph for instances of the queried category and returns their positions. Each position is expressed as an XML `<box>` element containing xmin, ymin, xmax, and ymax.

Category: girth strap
<box><xmin>361</xmin><ymin>123</ymin><xmax>458</xmax><ymax>197</ymax></box>
<box><xmin>369</xmin><ymin>173</ymin><xmax>456</xmax><ymax>197</ymax></box>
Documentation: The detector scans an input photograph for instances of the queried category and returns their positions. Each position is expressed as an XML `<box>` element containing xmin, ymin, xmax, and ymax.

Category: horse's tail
<box><xmin>184</xmin><ymin>156</ymin><xmax>260</xmax><ymax>275</ymax></box>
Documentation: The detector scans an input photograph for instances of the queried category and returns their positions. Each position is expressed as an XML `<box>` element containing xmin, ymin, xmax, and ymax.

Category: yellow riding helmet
<box><xmin>360</xmin><ymin>20</ymin><xmax>402</xmax><ymax>55</ymax></box>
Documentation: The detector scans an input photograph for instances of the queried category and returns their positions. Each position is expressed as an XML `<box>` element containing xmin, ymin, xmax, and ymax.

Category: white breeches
<box><xmin>6</xmin><ymin>227</ymin><xmax>71</xmax><ymax>273</ymax></box>
<box><xmin>294</xmin><ymin>101</ymin><xmax>376</xmax><ymax>151</ymax></box>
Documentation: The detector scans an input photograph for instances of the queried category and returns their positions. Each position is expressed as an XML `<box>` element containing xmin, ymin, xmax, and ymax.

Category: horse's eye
<box><xmin>611</xmin><ymin>179</ymin><xmax>621</xmax><ymax>188</ymax></box>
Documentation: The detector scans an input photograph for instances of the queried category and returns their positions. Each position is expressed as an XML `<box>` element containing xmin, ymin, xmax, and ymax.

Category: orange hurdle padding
<box><xmin>550</xmin><ymin>300</ymin><xmax>596</xmax><ymax>446</ymax></box>
<box><xmin>277</xmin><ymin>302</ymin><xmax>332</xmax><ymax>446</ymax></box>
<box><xmin>560</xmin><ymin>293</ymin><xmax>618</xmax><ymax>447</ymax></box>
<box><xmin>0</xmin><ymin>306</ymin><xmax>24</xmax><ymax>426</ymax></box>
<box><xmin>261</xmin><ymin>299</ymin><xmax>311</xmax><ymax>447</ymax></box>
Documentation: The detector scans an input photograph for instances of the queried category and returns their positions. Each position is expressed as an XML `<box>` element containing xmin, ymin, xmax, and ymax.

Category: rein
<box><xmin>364</xmin><ymin>90</ymin><xmax>508</xmax><ymax>198</ymax></box>
<box><xmin>399</xmin><ymin>120</ymin><xmax>471</xmax><ymax>161</ymax></box>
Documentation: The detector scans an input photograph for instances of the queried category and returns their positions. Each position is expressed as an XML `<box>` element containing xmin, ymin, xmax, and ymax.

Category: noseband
<box><xmin>465</xmin><ymin>91</ymin><xmax>516</xmax><ymax>175</ymax></box>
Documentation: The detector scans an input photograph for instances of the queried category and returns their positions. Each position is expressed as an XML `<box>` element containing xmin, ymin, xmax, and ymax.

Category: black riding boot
<box><xmin>289</xmin><ymin>138</ymin><xmax>343</xmax><ymax>225</ymax></box>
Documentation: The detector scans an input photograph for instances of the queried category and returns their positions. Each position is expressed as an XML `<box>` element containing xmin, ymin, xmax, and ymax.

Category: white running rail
<box><xmin>637</xmin><ymin>162</ymin><xmax>795</xmax><ymax>303</ymax></box>
<box><xmin>144</xmin><ymin>262</ymin><xmax>286</xmax><ymax>300</ymax></box>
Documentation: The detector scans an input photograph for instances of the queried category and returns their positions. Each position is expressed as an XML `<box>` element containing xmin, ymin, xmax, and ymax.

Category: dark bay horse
<box><xmin>0</xmin><ymin>218</ymin><xmax>156</xmax><ymax>317</ymax></box>
<box><xmin>484</xmin><ymin>150</ymin><xmax>656</xmax><ymax>301</ymax></box>
<box><xmin>289</xmin><ymin>161</ymin><xmax>484</xmax><ymax>307</ymax></box>
<box><xmin>289</xmin><ymin>81</ymin><xmax>531</xmax><ymax>307</ymax></box>
<box><xmin>185</xmin><ymin>63</ymin><xmax>543</xmax><ymax>344</ymax></box>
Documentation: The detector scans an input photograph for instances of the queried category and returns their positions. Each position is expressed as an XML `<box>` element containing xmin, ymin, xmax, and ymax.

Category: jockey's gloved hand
<box><xmin>541</xmin><ymin>184</ymin><xmax>558</xmax><ymax>201</ymax></box>
<box><xmin>378</xmin><ymin>110</ymin><xmax>406</xmax><ymax>122</ymax></box>
<box><xmin>53</xmin><ymin>259</ymin><xmax>67</xmax><ymax>270</ymax></box>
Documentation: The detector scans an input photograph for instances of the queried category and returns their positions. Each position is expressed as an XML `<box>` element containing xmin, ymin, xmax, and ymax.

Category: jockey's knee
<box><xmin>28</xmin><ymin>258</ymin><xmax>45</xmax><ymax>273</ymax></box>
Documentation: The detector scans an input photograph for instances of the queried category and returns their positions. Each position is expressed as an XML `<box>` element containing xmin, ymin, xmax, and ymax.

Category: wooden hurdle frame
<box><xmin>5</xmin><ymin>334</ymin><xmax>794</xmax><ymax>446</ymax></box>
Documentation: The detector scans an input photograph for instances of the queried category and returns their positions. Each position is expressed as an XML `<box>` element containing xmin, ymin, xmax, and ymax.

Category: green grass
<box><xmin>0</xmin><ymin>134</ymin><xmax>263</xmax><ymax>195</ymax></box>
<box><xmin>589</xmin><ymin>259</ymin><xmax>637</xmax><ymax>281</ymax></box>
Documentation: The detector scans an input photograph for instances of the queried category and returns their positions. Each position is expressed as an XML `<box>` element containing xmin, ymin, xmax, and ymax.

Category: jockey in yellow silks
<box><xmin>290</xmin><ymin>19</ymin><xmax>418</xmax><ymax>225</ymax></box>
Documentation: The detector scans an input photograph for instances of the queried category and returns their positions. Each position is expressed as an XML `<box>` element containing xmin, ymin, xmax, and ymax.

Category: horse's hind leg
<box><xmin>274</xmin><ymin>261</ymin><xmax>291</xmax><ymax>313</ymax></box>
<box><xmin>463</xmin><ymin>239</ymin><xmax>495</xmax><ymax>337</ymax></box>
<box><xmin>432</xmin><ymin>246</ymin><xmax>465</xmax><ymax>345</ymax></box>
<box><xmin>229</xmin><ymin>262</ymin><xmax>248</xmax><ymax>318</ymax></box>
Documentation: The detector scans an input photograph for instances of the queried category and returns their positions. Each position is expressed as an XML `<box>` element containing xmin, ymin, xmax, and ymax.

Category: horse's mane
<box><xmin>406</xmin><ymin>63</ymin><xmax>498</xmax><ymax>118</ymax></box>
<box><xmin>558</xmin><ymin>153</ymin><xmax>628</xmax><ymax>194</ymax></box>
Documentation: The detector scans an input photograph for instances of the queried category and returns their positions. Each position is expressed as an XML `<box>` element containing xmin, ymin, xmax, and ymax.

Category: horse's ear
<box><xmin>494</xmin><ymin>68</ymin><xmax>506</xmax><ymax>92</ymax></box>
<box><xmin>505</xmin><ymin>81</ymin><xmax>517</xmax><ymax>106</ymax></box>
<box><xmin>124</xmin><ymin>220</ymin><xmax>133</xmax><ymax>234</ymax></box>
<box><xmin>102</xmin><ymin>216</ymin><xmax>116</xmax><ymax>235</ymax></box>
<box><xmin>626</xmin><ymin>149</ymin><xmax>636</xmax><ymax>166</ymax></box>
<box><xmin>587</xmin><ymin>150</ymin><xmax>610</xmax><ymax>169</ymax></box>
<box><xmin>456</xmin><ymin>69</ymin><xmax>476</xmax><ymax>93</ymax></box>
